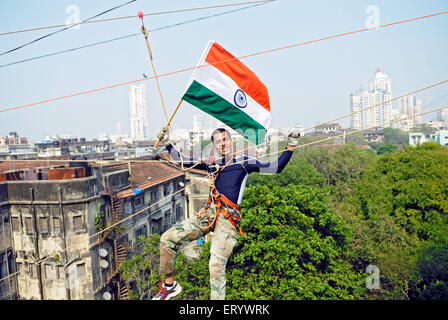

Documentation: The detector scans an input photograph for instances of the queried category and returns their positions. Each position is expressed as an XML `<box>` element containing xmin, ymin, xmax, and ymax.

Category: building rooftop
<box><xmin>0</xmin><ymin>157</ymin><xmax>70</xmax><ymax>173</ymax></box>
<box><xmin>113</xmin><ymin>158</ymin><xmax>186</xmax><ymax>198</ymax></box>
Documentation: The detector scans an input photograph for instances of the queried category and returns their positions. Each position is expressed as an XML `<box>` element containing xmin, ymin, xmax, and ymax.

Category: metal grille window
<box><xmin>76</xmin><ymin>263</ymin><xmax>86</xmax><ymax>280</ymax></box>
<box><xmin>40</xmin><ymin>217</ymin><xmax>48</xmax><ymax>233</ymax></box>
<box><xmin>12</xmin><ymin>217</ymin><xmax>20</xmax><ymax>232</ymax></box>
<box><xmin>29</xmin><ymin>264</ymin><xmax>37</xmax><ymax>278</ymax></box>
<box><xmin>57</xmin><ymin>265</ymin><xmax>65</xmax><ymax>279</ymax></box>
<box><xmin>24</xmin><ymin>217</ymin><xmax>33</xmax><ymax>234</ymax></box>
<box><xmin>73</xmin><ymin>216</ymin><xmax>83</xmax><ymax>231</ymax></box>
<box><xmin>45</xmin><ymin>264</ymin><xmax>54</xmax><ymax>279</ymax></box>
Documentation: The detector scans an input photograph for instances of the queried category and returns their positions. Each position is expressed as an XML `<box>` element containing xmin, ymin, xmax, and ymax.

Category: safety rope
<box><xmin>0</xmin><ymin>104</ymin><xmax>445</xmax><ymax>286</ymax></box>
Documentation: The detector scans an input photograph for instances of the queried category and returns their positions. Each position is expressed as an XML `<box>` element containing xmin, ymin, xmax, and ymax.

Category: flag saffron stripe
<box><xmin>191</xmin><ymin>62</ymin><xmax>271</xmax><ymax>128</ymax></box>
<box><xmin>205</xmin><ymin>42</ymin><xmax>270</xmax><ymax>112</ymax></box>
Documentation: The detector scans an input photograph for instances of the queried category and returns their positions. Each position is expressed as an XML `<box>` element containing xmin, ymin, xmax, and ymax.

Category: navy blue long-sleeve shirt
<box><xmin>166</xmin><ymin>145</ymin><xmax>293</xmax><ymax>206</ymax></box>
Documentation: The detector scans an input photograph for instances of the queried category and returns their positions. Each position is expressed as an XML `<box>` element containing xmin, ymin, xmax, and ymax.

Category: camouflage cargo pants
<box><xmin>159</xmin><ymin>208</ymin><xmax>239</xmax><ymax>300</ymax></box>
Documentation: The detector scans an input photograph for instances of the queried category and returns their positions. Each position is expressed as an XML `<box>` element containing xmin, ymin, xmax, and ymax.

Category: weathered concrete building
<box><xmin>0</xmin><ymin>156</ymin><xmax>187</xmax><ymax>300</ymax></box>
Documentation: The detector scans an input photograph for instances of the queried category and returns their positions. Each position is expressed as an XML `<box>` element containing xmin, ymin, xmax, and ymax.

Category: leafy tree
<box><xmin>410</xmin><ymin>123</ymin><xmax>437</xmax><ymax>135</ymax></box>
<box><xmin>376</xmin><ymin>143</ymin><xmax>397</xmax><ymax>155</ymax></box>
<box><xmin>414</xmin><ymin>216</ymin><xmax>448</xmax><ymax>299</ymax></box>
<box><xmin>345</xmin><ymin>131</ymin><xmax>369</xmax><ymax>146</ymax></box>
<box><xmin>119</xmin><ymin>234</ymin><xmax>162</xmax><ymax>300</ymax></box>
<box><xmin>226</xmin><ymin>184</ymin><xmax>366</xmax><ymax>299</ymax></box>
<box><xmin>351</xmin><ymin>142</ymin><xmax>448</xmax><ymax>298</ymax></box>
<box><xmin>383</xmin><ymin>127</ymin><xmax>409</xmax><ymax>146</ymax></box>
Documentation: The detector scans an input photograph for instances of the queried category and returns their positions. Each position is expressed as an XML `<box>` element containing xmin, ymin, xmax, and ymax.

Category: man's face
<box><xmin>212</xmin><ymin>131</ymin><xmax>233</xmax><ymax>156</ymax></box>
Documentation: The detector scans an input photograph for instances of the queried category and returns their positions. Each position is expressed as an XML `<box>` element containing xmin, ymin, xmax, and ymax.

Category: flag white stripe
<box><xmin>192</xmin><ymin>63</ymin><xmax>271</xmax><ymax>129</ymax></box>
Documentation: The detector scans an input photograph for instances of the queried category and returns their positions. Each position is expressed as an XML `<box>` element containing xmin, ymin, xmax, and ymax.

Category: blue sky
<box><xmin>0</xmin><ymin>0</ymin><xmax>447</xmax><ymax>142</ymax></box>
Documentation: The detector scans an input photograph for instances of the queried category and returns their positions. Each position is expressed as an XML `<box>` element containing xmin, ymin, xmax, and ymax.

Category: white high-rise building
<box><xmin>396</xmin><ymin>95</ymin><xmax>422</xmax><ymax>131</ymax></box>
<box><xmin>349</xmin><ymin>91</ymin><xmax>363</xmax><ymax>130</ymax></box>
<box><xmin>129</xmin><ymin>84</ymin><xmax>149</xmax><ymax>142</ymax></box>
<box><xmin>439</xmin><ymin>108</ymin><xmax>448</xmax><ymax>122</ymax></box>
<box><xmin>350</xmin><ymin>67</ymin><xmax>392</xmax><ymax>129</ymax></box>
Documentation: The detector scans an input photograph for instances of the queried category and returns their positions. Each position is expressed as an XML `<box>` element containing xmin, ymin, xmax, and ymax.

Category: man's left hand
<box><xmin>287</xmin><ymin>128</ymin><xmax>301</xmax><ymax>150</ymax></box>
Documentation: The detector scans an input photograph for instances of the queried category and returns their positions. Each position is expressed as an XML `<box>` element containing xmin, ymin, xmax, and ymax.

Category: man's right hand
<box><xmin>157</xmin><ymin>127</ymin><xmax>171</xmax><ymax>146</ymax></box>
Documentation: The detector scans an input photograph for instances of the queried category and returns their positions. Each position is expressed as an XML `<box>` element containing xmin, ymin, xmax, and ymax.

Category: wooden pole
<box><xmin>154</xmin><ymin>98</ymin><xmax>183</xmax><ymax>147</ymax></box>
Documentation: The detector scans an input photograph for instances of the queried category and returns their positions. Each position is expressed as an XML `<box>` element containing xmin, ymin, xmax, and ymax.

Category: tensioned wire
<box><xmin>0</xmin><ymin>166</ymin><xmax>211</xmax><ymax>285</ymax></box>
<box><xmin>0</xmin><ymin>0</ymin><xmax>274</xmax><ymax>37</ymax></box>
<box><xmin>0</xmin><ymin>0</ymin><xmax>137</xmax><ymax>56</ymax></box>
<box><xmin>0</xmin><ymin>104</ymin><xmax>445</xmax><ymax>286</ymax></box>
<box><xmin>0</xmin><ymin>1</ymin><xmax>270</xmax><ymax>69</ymax></box>
<box><xmin>4</xmin><ymin>78</ymin><xmax>446</xmax><ymax>166</ymax></box>
<box><xmin>229</xmin><ymin>104</ymin><xmax>448</xmax><ymax>168</ymax></box>
<box><xmin>1</xmin><ymin>10</ymin><xmax>447</xmax><ymax>114</ymax></box>
<box><xmin>227</xmin><ymin>79</ymin><xmax>448</xmax><ymax>159</ymax></box>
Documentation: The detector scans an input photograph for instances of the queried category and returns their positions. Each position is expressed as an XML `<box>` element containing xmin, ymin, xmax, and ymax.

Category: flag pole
<box><xmin>154</xmin><ymin>98</ymin><xmax>183</xmax><ymax>147</ymax></box>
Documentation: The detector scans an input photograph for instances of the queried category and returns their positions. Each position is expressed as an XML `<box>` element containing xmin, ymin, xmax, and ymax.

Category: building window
<box><xmin>163</xmin><ymin>184</ymin><xmax>170</xmax><ymax>197</ymax></box>
<box><xmin>12</xmin><ymin>217</ymin><xmax>20</xmax><ymax>232</ymax></box>
<box><xmin>45</xmin><ymin>264</ymin><xmax>54</xmax><ymax>279</ymax></box>
<box><xmin>134</xmin><ymin>225</ymin><xmax>147</xmax><ymax>242</ymax></box>
<box><xmin>73</xmin><ymin>216</ymin><xmax>83</xmax><ymax>231</ymax></box>
<box><xmin>176</xmin><ymin>205</ymin><xmax>183</xmax><ymax>222</ymax></box>
<box><xmin>150</xmin><ymin>190</ymin><xmax>158</xmax><ymax>203</ymax></box>
<box><xmin>57</xmin><ymin>265</ymin><xmax>65</xmax><ymax>279</ymax></box>
<box><xmin>16</xmin><ymin>262</ymin><xmax>23</xmax><ymax>275</ymax></box>
<box><xmin>134</xmin><ymin>196</ymin><xmax>144</xmax><ymax>208</ymax></box>
<box><xmin>24</xmin><ymin>217</ymin><xmax>33</xmax><ymax>234</ymax></box>
<box><xmin>29</xmin><ymin>264</ymin><xmax>37</xmax><ymax>278</ymax></box>
<box><xmin>40</xmin><ymin>217</ymin><xmax>48</xmax><ymax>233</ymax></box>
<box><xmin>53</xmin><ymin>217</ymin><xmax>61</xmax><ymax>233</ymax></box>
<box><xmin>76</xmin><ymin>263</ymin><xmax>86</xmax><ymax>280</ymax></box>
<box><xmin>151</xmin><ymin>218</ymin><xmax>162</xmax><ymax>234</ymax></box>
<box><xmin>124</xmin><ymin>202</ymin><xmax>132</xmax><ymax>215</ymax></box>
<box><xmin>164</xmin><ymin>210</ymin><xmax>171</xmax><ymax>230</ymax></box>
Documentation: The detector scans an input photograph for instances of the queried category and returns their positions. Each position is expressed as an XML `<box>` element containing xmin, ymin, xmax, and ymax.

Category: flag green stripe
<box><xmin>182</xmin><ymin>80</ymin><xmax>266</xmax><ymax>144</ymax></box>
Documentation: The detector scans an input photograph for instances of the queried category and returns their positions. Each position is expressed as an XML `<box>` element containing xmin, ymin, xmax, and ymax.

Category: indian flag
<box><xmin>182</xmin><ymin>41</ymin><xmax>271</xmax><ymax>145</ymax></box>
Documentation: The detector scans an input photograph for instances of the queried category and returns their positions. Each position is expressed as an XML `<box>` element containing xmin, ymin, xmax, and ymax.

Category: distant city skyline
<box><xmin>129</xmin><ymin>84</ymin><xmax>149</xmax><ymax>141</ymax></box>
<box><xmin>1</xmin><ymin>1</ymin><xmax>447</xmax><ymax>142</ymax></box>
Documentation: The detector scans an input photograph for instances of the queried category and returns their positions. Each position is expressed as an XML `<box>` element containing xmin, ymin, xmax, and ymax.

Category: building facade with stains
<box><xmin>0</xmin><ymin>157</ymin><xmax>189</xmax><ymax>300</ymax></box>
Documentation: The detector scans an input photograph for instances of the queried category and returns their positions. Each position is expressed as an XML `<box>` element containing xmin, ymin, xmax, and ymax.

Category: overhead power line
<box><xmin>0</xmin><ymin>103</ymin><xmax>446</xmax><ymax>287</ymax></box>
<box><xmin>1</xmin><ymin>10</ymin><xmax>446</xmax><ymax>114</ymax></box>
<box><xmin>0</xmin><ymin>0</ymin><xmax>137</xmax><ymax>57</ymax></box>
<box><xmin>0</xmin><ymin>1</ymin><xmax>269</xmax><ymax>69</ymax></box>
<box><xmin>0</xmin><ymin>0</ymin><xmax>274</xmax><ymax>37</ymax></box>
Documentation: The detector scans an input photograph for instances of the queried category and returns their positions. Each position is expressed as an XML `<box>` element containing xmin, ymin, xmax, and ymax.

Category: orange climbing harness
<box><xmin>205</xmin><ymin>155</ymin><xmax>244</xmax><ymax>236</ymax></box>
<box><xmin>209</xmin><ymin>188</ymin><xmax>244</xmax><ymax>236</ymax></box>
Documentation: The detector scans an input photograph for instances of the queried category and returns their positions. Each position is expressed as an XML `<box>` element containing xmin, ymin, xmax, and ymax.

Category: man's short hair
<box><xmin>211</xmin><ymin>128</ymin><xmax>232</xmax><ymax>143</ymax></box>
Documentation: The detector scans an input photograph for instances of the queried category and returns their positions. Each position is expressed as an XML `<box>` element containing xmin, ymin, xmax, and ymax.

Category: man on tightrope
<box><xmin>152</xmin><ymin>126</ymin><xmax>301</xmax><ymax>300</ymax></box>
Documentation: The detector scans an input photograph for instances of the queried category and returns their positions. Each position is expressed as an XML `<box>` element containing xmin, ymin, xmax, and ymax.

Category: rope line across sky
<box><xmin>1</xmin><ymin>9</ymin><xmax>447</xmax><ymax>114</ymax></box>
<box><xmin>0</xmin><ymin>103</ymin><xmax>445</xmax><ymax>286</ymax></box>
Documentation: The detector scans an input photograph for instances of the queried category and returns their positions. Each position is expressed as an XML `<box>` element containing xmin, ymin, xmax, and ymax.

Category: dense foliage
<box><xmin>121</xmin><ymin>141</ymin><xmax>448</xmax><ymax>300</ymax></box>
